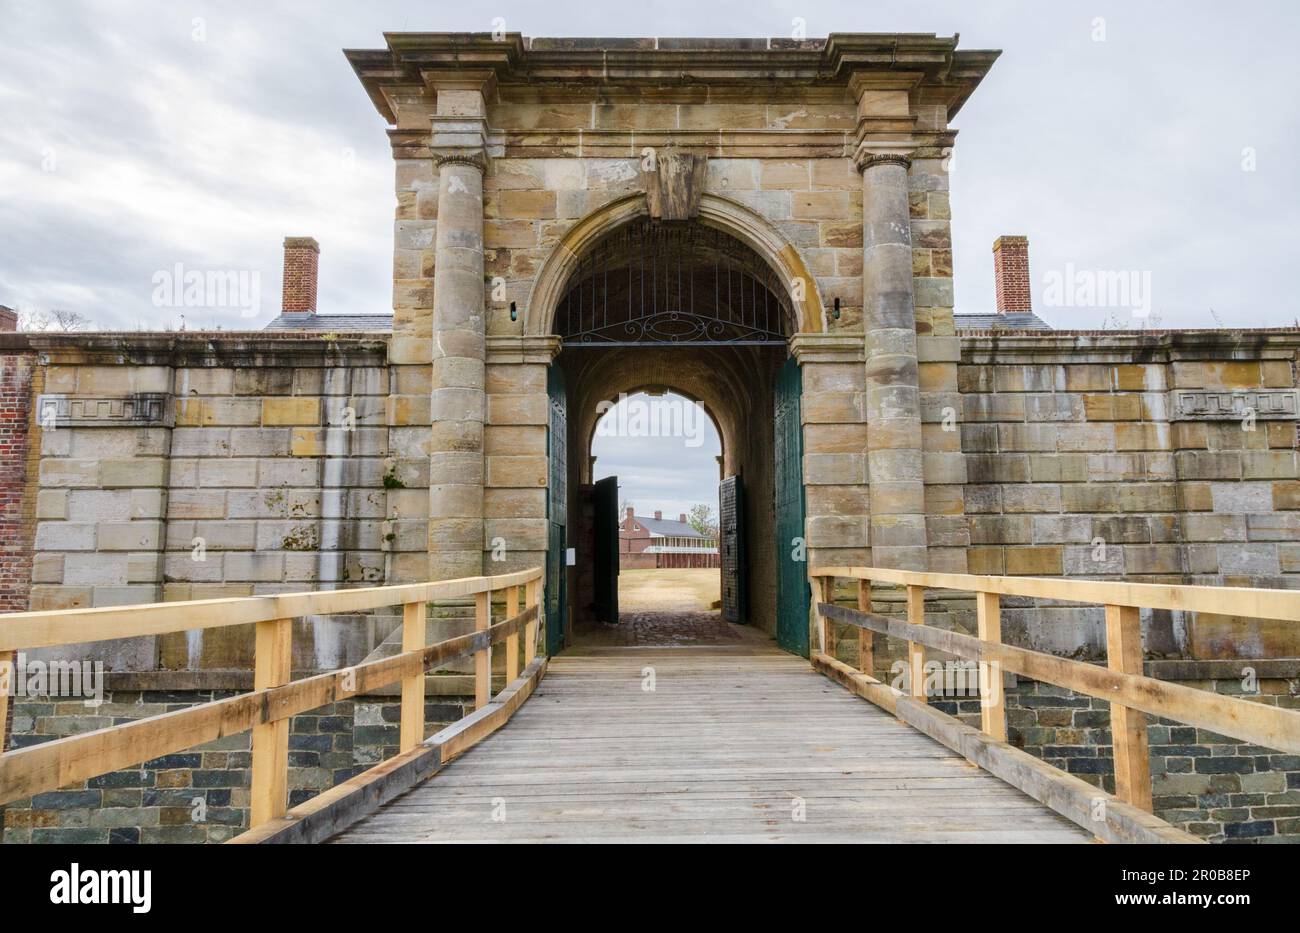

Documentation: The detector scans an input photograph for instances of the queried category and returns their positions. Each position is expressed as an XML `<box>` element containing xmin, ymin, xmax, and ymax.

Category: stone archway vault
<box><xmin>524</xmin><ymin>193</ymin><xmax>827</xmax><ymax>340</ymax></box>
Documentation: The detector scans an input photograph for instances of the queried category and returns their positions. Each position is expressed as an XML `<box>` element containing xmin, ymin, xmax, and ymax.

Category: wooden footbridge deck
<box><xmin>3</xmin><ymin>565</ymin><xmax>1299</xmax><ymax>844</ymax></box>
<box><xmin>332</xmin><ymin>648</ymin><xmax>1092</xmax><ymax>843</ymax></box>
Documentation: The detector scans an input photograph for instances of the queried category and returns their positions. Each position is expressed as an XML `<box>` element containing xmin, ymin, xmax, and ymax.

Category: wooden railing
<box><xmin>810</xmin><ymin>566</ymin><xmax>1300</xmax><ymax>843</ymax></box>
<box><xmin>0</xmin><ymin>567</ymin><xmax>544</xmax><ymax>838</ymax></box>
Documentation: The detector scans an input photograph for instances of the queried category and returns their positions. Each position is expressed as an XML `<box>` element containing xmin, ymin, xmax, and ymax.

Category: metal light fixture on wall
<box><xmin>510</xmin><ymin>301</ymin><xmax>517</xmax><ymax>322</ymax></box>
<box><xmin>832</xmin><ymin>297</ymin><xmax>841</xmax><ymax>320</ymax></box>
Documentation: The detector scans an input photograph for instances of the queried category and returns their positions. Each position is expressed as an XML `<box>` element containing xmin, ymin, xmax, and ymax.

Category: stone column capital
<box><xmin>431</xmin><ymin>114</ymin><xmax>490</xmax><ymax>171</ymax></box>
<box><xmin>852</xmin><ymin>143</ymin><xmax>915</xmax><ymax>174</ymax></box>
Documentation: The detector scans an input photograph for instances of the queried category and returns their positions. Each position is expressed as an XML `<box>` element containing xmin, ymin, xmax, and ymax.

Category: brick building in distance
<box><xmin>619</xmin><ymin>508</ymin><xmax>719</xmax><ymax>569</ymax></box>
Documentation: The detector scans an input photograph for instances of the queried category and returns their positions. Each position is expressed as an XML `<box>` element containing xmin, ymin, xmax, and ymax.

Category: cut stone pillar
<box><xmin>428</xmin><ymin>84</ymin><xmax>491</xmax><ymax>581</ymax></box>
<box><xmin>858</xmin><ymin>150</ymin><xmax>928</xmax><ymax>571</ymax></box>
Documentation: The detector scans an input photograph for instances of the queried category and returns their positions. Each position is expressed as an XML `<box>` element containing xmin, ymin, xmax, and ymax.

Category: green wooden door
<box><xmin>774</xmin><ymin>354</ymin><xmax>810</xmax><ymax>657</ymax></box>
<box><xmin>546</xmin><ymin>365</ymin><xmax>567</xmax><ymax>656</ymax></box>
<box><xmin>719</xmin><ymin>475</ymin><xmax>745</xmax><ymax>623</ymax></box>
<box><xmin>592</xmin><ymin>475</ymin><xmax>620</xmax><ymax>623</ymax></box>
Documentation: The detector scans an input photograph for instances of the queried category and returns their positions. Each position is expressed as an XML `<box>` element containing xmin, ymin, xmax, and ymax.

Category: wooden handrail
<box><xmin>0</xmin><ymin>567</ymin><xmax>545</xmax><ymax>834</ymax></box>
<box><xmin>0</xmin><ymin>567</ymin><xmax>541</xmax><ymax>653</ymax></box>
<box><xmin>815</xmin><ymin>565</ymin><xmax>1300</xmax><ymax>622</ymax></box>
<box><xmin>811</xmin><ymin>566</ymin><xmax>1300</xmax><ymax>825</ymax></box>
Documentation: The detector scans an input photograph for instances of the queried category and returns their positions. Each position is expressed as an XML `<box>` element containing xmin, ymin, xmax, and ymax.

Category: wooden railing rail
<box><xmin>0</xmin><ymin>567</ymin><xmax>544</xmax><ymax>835</ymax></box>
<box><xmin>811</xmin><ymin>566</ymin><xmax>1300</xmax><ymax>843</ymax></box>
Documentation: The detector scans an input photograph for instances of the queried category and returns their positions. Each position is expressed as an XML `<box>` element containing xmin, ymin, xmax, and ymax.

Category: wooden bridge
<box><xmin>2</xmin><ymin>566</ymin><xmax>1299</xmax><ymax>844</ymax></box>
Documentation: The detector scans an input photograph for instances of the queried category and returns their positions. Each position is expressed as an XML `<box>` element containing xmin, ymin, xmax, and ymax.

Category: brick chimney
<box><xmin>992</xmin><ymin>236</ymin><xmax>1031</xmax><ymax>313</ymax></box>
<box><xmin>654</xmin><ymin>510</ymin><xmax>662</xmax><ymax>520</ymax></box>
<box><xmin>0</xmin><ymin>306</ymin><xmax>16</xmax><ymax>332</ymax></box>
<box><xmin>624</xmin><ymin>507</ymin><xmax>634</xmax><ymax>521</ymax></box>
<box><xmin>282</xmin><ymin>237</ymin><xmax>319</xmax><ymax>314</ymax></box>
<box><xmin>679</xmin><ymin>513</ymin><xmax>687</xmax><ymax>523</ymax></box>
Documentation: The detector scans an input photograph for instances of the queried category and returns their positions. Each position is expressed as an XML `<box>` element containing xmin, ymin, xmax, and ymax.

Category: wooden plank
<box><xmin>906</xmin><ymin>585</ymin><xmax>926</xmax><ymax>703</ymax></box>
<box><xmin>0</xmin><ymin>606</ymin><xmax>536</xmax><ymax>806</ymax></box>
<box><xmin>1106</xmin><ymin>603</ymin><xmax>1152</xmax><ymax>811</ymax></box>
<box><xmin>250</xmin><ymin>617</ymin><xmax>292</xmax><ymax>827</ymax></box>
<box><xmin>331</xmin><ymin>651</ymin><xmax>1094</xmax><ymax>844</ymax></box>
<box><xmin>475</xmin><ymin>590</ymin><xmax>491</xmax><ymax>710</ymax></box>
<box><xmin>976</xmin><ymin>592</ymin><xmax>1006</xmax><ymax>741</ymax></box>
<box><xmin>399</xmin><ymin>601</ymin><xmax>425</xmax><ymax>753</ymax></box>
<box><xmin>230</xmin><ymin>658</ymin><xmax>548</xmax><ymax>844</ymax></box>
<box><xmin>0</xmin><ymin>567</ymin><xmax>542</xmax><ymax>653</ymax></box>
<box><xmin>811</xmin><ymin>652</ymin><xmax>1199</xmax><ymax>845</ymax></box>
<box><xmin>505</xmin><ymin>586</ymin><xmax>521</xmax><ymax>682</ymax></box>
<box><xmin>819</xmin><ymin>601</ymin><xmax>1300</xmax><ymax>754</ymax></box>
<box><xmin>813</xmin><ymin>565</ymin><xmax>1300</xmax><ymax>623</ymax></box>
<box><xmin>856</xmin><ymin>580</ymin><xmax>872</xmax><ymax>677</ymax></box>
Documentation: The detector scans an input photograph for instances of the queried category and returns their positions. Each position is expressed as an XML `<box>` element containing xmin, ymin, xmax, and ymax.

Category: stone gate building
<box><xmin>1</xmin><ymin>33</ymin><xmax>1298</xmax><ymax>843</ymax></box>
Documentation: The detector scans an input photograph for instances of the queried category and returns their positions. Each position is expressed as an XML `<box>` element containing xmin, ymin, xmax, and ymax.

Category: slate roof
<box><xmin>954</xmin><ymin>311</ymin><xmax>1052</xmax><ymax>331</ymax></box>
<box><xmin>629</xmin><ymin>515</ymin><xmax>709</xmax><ymax>538</ymax></box>
<box><xmin>263</xmin><ymin>312</ymin><xmax>394</xmax><ymax>332</ymax></box>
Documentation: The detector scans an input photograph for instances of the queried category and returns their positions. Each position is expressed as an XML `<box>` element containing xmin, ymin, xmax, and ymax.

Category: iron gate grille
<box><xmin>556</xmin><ymin>219</ymin><xmax>794</xmax><ymax>346</ymax></box>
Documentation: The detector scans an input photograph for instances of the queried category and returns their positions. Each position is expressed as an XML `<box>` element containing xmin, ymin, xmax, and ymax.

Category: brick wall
<box><xmin>0</xmin><ymin>352</ymin><xmax>36</xmax><ymax>613</ymax></box>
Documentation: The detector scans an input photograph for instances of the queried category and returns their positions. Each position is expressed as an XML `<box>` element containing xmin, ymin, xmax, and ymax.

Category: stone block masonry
<box><xmin>1</xmin><ymin>685</ymin><xmax>475</xmax><ymax>844</ymax></box>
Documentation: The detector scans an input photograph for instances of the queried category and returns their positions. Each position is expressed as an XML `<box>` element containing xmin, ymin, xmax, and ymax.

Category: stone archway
<box><xmin>540</xmin><ymin>210</ymin><xmax>803</xmax><ymax>644</ymax></box>
<box><xmin>524</xmin><ymin>193</ymin><xmax>828</xmax><ymax>340</ymax></box>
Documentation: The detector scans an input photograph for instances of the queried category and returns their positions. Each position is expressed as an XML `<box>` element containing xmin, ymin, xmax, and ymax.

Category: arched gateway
<box><xmin>346</xmin><ymin>32</ymin><xmax>999</xmax><ymax>657</ymax></box>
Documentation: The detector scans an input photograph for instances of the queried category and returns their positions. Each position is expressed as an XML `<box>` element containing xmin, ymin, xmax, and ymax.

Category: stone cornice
<box><xmin>347</xmin><ymin>33</ymin><xmax>1000</xmax><ymax>124</ymax></box>
<box><xmin>486</xmin><ymin>335</ymin><xmax>563</xmax><ymax>364</ymax></box>
<box><xmin>2</xmin><ymin>332</ymin><xmax>388</xmax><ymax>368</ymax></box>
<box><xmin>789</xmin><ymin>332</ymin><xmax>865</xmax><ymax>364</ymax></box>
<box><xmin>958</xmin><ymin>329</ymin><xmax>1300</xmax><ymax>363</ymax></box>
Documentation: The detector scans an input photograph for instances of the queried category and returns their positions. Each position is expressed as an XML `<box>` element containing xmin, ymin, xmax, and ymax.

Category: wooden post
<box><xmin>1106</xmin><ymin>603</ymin><xmax>1152</xmax><ymax>811</ymax></box>
<box><xmin>399</xmin><ymin>601</ymin><xmax>425</xmax><ymax>753</ymax></box>
<box><xmin>505</xmin><ymin>585</ymin><xmax>521</xmax><ymax>682</ymax></box>
<box><xmin>524</xmin><ymin>577</ymin><xmax>540</xmax><ymax>664</ymax></box>
<box><xmin>475</xmin><ymin>590</ymin><xmax>491</xmax><ymax>710</ymax></box>
<box><xmin>250</xmin><ymin>617</ymin><xmax>292</xmax><ymax>827</ymax></box>
<box><xmin>906</xmin><ymin>585</ymin><xmax>926</xmax><ymax>703</ymax></box>
<box><xmin>812</xmin><ymin>576</ymin><xmax>830</xmax><ymax>656</ymax></box>
<box><xmin>824</xmin><ymin>577</ymin><xmax>839</xmax><ymax>661</ymax></box>
<box><xmin>856</xmin><ymin>580</ymin><xmax>873</xmax><ymax>677</ymax></box>
<box><xmin>975</xmin><ymin>591</ymin><xmax>1007</xmax><ymax>741</ymax></box>
<box><xmin>0</xmin><ymin>649</ymin><xmax>13</xmax><ymax>754</ymax></box>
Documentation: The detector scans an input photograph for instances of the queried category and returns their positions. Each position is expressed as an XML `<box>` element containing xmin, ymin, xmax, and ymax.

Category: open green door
<box><xmin>546</xmin><ymin>365</ymin><xmax>567</xmax><ymax>656</ymax></box>
<box><xmin>774</xmin><ymin>354</ymin><xmax>810</xmax><ymax>656</ymax></box>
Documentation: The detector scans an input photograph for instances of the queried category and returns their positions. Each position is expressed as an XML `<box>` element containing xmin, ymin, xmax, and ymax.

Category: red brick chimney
<box><xmin>282</xmin><ymin>237</ymin><xmax>319</xmax><ymax>313</ymax></box>
<box><xmin>992</xmin><ymin>236</ymin><xmax>1031</xmax><ymax>313</ymax></box>
<box><xmin>679</xmin><ymin>513</ymin><xmax>687</xmax><ymax>523</ymax></box>
<box><xmin>0</xmin><ymin>306</ymin><xmax>16</xmax><ymax>332</ymax></box>
<box><xmin>654</xmin><ymin>510</ymin><xmax>662</xmax><ymax>520</ymax></box>
<box><xmin>624</xmin><ymin>507</ymin><xmax>634</xmax><ymax>521</ymax></box>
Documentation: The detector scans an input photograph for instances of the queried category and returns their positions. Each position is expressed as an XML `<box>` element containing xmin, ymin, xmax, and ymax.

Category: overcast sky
<box><xmin>2</xmin><ymin>0</ymin><xmax>1295</xmax><ymax>506</ymax></box>
<box><xmin>2</xmin><ymin>0</ymin><xmax>1296</xmax><ymax>332</ymax></box>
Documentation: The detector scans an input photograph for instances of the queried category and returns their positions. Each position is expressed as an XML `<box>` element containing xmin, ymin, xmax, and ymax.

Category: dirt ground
<box><xmin>617</xmin><ymin>568</ymin><xmax>721</xmax><ymax>612</ymax></box>
<box><xmin>571</xmin><ymin>568</ymin><xmax>770</xmax><ymax>648</ymax></box>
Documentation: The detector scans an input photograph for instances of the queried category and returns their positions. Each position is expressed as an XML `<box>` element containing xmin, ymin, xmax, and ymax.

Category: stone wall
<box><xmin>1</xmin><ymin>682</ymin><xmax>475</xmax><ymax>844</ymax></box>
<box><xmin>958</xmin><ymin>333</ymin><xmax>1300</xmax><ymax>659</ymax></box>
<box><xmin>20</xmin><ymin>334</ymin><xmax>396</xmax><ymax>672</ymax></box>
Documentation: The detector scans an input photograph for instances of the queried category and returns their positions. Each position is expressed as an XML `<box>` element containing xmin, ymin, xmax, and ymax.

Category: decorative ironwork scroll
<box><xmin>555</xmin><ymin>219</ymin><xmax>793</xmax><ymax>346</ymax></box>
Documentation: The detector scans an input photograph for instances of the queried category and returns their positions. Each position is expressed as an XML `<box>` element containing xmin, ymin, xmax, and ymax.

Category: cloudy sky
<box><xmin>2</xmin><ymin>0</ymin><xmax>1295</xmax><ymax>506</ymax></box>
<box><xmin>592</xmin><ymin>392</ymin><xmax>723</xmax><ymax>521</ymax></box>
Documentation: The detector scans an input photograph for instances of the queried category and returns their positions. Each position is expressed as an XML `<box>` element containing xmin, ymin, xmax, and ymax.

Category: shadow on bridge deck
<box><xmin>329</xmin><ymin>646</ymin><xmax>1093</xmax><ymax>843</ymax></box>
